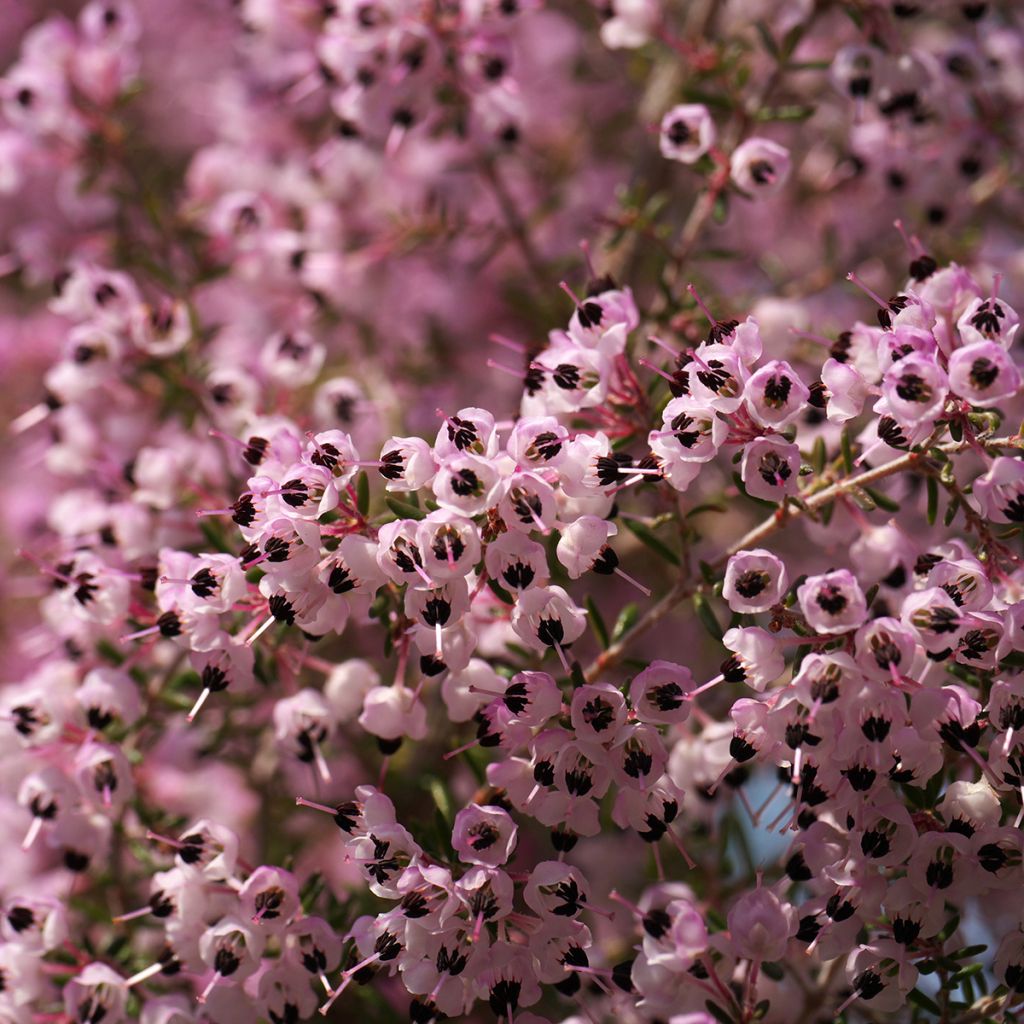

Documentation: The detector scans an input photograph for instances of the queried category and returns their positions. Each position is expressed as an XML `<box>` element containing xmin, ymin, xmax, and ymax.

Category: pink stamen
<box><xmin>120</xmin><ymin>624</ymin><xmax>162</xmax><ymax>643</ymax></box>
<box><xmin>652</xmin><ymin>841</ymin><xmax>665</xmax><ymax>881</ymax></box>
<box><xmin>444</xmin><ymin>737</ymin><xmax>481</xmax><ymax>761</ymax></box>
<box><xmin>312</xmin><ymin>740</ymin><xmax>332</xmax><ymax>785</ymax></box>
<box><xmin>186</xmin><ymin>687</ymin><xmax>212</xmax><ymax>722</ymax></box>
<box><xmin>552</xmin><ymin>640</ymin><xmax>571</xmax><ymax>675</ymax></box>
<box><xmin>245</xmin><ymin>613</ymin><xmax>277</xmax><ymax>648</ymax></box>
<box><xmin>489</xmin><ymin>333</ymin><xmax>526</xmax><ymax>353</ymax></box>
<box><xmin>126</xmin><ymin>961</ymin><xmax>165</xmax><ymax>988</ymax></box>
<box><xmin>893</xmin><ymin>218</ymin><xmax>924</xmax><ymax>256</ymax></box>
<box><xmin>296</xmin><ymin>796</ymin><xmax>339</xmax><ymax>816</ymax></box>
<box><xmin>11</xmin><ymin>403</ymin><xmax>51</xmax><ymax>434</ymax></box>
<box><xmin>707</xmin><ymin>758</ymin><xmax>735</xmax><ymax>796</ymax></box>
<box><xmin>208</xmin><ymin>428</ymin><xmax>247</xmax><ymax>449</ymax></box>
<box><xmin>789</xmin><ymin>327</ymin><xmax>836</xmax><ymax>347</ymax></box>
<box><xmin>666</xmin><ymin>828</ymin><xmax>696</xmax><ymax>869</ymax></box>
<box><xmin>22</xmin><ymin>816</ymin><xmax>44</xmax><ymax>851</ymax></box>
<box><xmin>112</xmin><ymin>905</ymin><xmax>151</xmax><ymax>923</ymax></box>
<box><xmin>637</xmin><ymin>358</ymin><xmax>678</xmax><ymax>385</ymax></box>
<box><xmin>647</xmin><ymin>335</ymin><xmax>678</xmax><ymax>357</ymax></box>
<box><xmin>413</xmin><ymin>563</ymin><xmax>435</xmax><ymax>588</ymax></box>
<box><xmin>687</xmin><ymin>674</ymin><xmax>724</xmax><ymax>700</ymax></box>
<box><xmin>608</xmin><ymin>890</ymin><xmax>642</xmax><ymax>917</ymax></box>
<box><xmin>846</xmin><ymin>271</ymin><xmax>889</xmax><ymax>310</ymax></box>
<box><xmin>146</xmin><ymin>831</ymin><xmax>186</xmax><ymax>850</ymax></box>
<box><xmin>198</xmin><ymin>971</ymin><xmax>222</xmax><ymax>1004</ymax></box>
<box><xmin>613</xmin><ymin>567</ymin><xmax>651</xmax><ymax>597</ymax></box>
<box><xmin>320</xmin><ymin>953</ymin><xmax>383</xmax><ymax>1015</ymax></box>
<box><xmin>686</xmin><ymin>282</ymin><xmax>718</xmax><ymax>325</ymax></box>
<box><xmin>559</xmin><ymin>280</ymin><xmax>584</xmax><ymax>309</ymax></box>
<box><xmin>580</xmin><ymin>238</ymin><xmax>598</xmax><ymax>279</ymax></box>
<box><xmin>468</xmin><ymin>684</ymin><xmax>509</xmax><ymax>700</ymax></box>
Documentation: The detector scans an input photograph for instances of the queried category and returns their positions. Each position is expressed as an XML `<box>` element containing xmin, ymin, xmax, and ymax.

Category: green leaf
<box><xmin>926</xmin><ymin>475</ymin><xmax>939</xmax><ymax>525</ymax></box>
<box><xmin>460</xmin><ymin>746</ymin><xmax>486</xmax><ymax>784</ymax></box>
<box><xmin>612</xmin><ymin>603</ymin><xmax>640</xmax><ymax>643</ymax></box>
<box><xmin>486</xmin><ymin>578</ymin><xmax>516</xmax><ymax>606</ymax></box>
<box><xmin>687</xmin><ymin>501</ymin><xmax>727</xmax><ymax>518</ymax></box>
<box><xmin>786</xmin><ymin>59</ymin><xmax>831</xmax><ymax>70</ymax></box>
<box><xmin>862</xmin><ymin>485</ymin><xmax>901</xmax><ymax>512</ymax></box>
<box><xmin>847</xmin><ymin>485</ymin><xmax>876</xmax><ymax>512</ymax></box>
<box><xmin>952</xmin><ymin>963</ymin><xmax>985</xmax><ymax>985</ymax></box>
<box><xmin>704</xmin><ymin>1000</ymin><xmax>736</xmax><ymax>1024</ymax></box>
<box><xmin>951</xmin><ymin>944</ymin><xmax>989</xmax><ymax>960</ymax></box>
<box><xmin>791</xmin><ymin>643</ymin><xmax>813</xmax><ymax>674</ymax></box>
<box><xmin>944</xmin><ymin>496</ymin><xmax>961</xmax><ymax>527</ymax></box>
<box><xmin>755</xmin><ymin>105</ymin><xmax>815</xmax><ymax>122</ymax></box>
<box><xmin>781</xmin><ymin>22</ymin><xmax>807</xmax><ymax>59</ymax></box>
<box><xmin>424</xmin><ymin>776</ymin><xmax>452</xmax><ymax>823</ymax></box>
<box><xmin>299</xmin><ymin>871</ymin><xmax>325</xmax><ymax>913</ymax></box>
<box><xmin>96</xmin><ymin>638</ymin><xmax>126</xmax><ymax>665</ymax></box>
<box><xmin>623</xmin><ymin>518</ymin><xmax>681</xmax><ymax>567</ymax></box>
<box><xmin>585</xmin><ymin>596</ymin><xmax>610</xmax><ymax>649</ymax></box>
<box><xmin>198</xmin><ymin>517</ymin><xmax>233</xmax><ymax>554</ymax></box>
<box><xmin>705</xmin><ymin>908</ymin><xmax>727</xmax><ymax>931</ymax></box>
<box><xmin>753</xmin><ymin>20</ymin><xmax>780</xmax><ymax>58</ymax></box>
<box><xmin>761</xmin><ymin>961</ymin><xmax>784</xmax><ymax>981</ymax></box>
<box><xmin>908</xmin><ymin>988</ymin><xmax>942</xmax><ymax>1015</ymax></box>
<box><xmin>693</xmin><ymin>593</ymin><xmax>723</xmax><ymax>640</ymax></box>
<box><xmin>385</xmin><ymin>497</ymin><xmax>424</xmax><ymax>520</ymax></box>
<box><xmin>840</xmin><ymin>428</ymin><xmax>855</xmax><ymax>474</ymax></box>
<box><xmin>713</xmin><ymin>192</ymin><xmax>729</xmax><ymax>224</ymax></box>
<box><xmin>356</xmin><ymin>471</ymin><xmax>370</xmax><ymax>516</ymax></box>
<box><xmin>811</xmin><ymin>436</ymin><xmax>826</xmax><ymax>475</ymax></box>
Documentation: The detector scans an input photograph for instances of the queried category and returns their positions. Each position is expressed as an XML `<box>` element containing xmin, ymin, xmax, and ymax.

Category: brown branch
<box><xmin>584</xmin><ymin>434</ymin><xmax>1022</xmax><ymax>681</ymax></box>
<box><xmin>479</xmin><ymin>157</ymin><xmax>549</xmax><ymax>291</ymax></box>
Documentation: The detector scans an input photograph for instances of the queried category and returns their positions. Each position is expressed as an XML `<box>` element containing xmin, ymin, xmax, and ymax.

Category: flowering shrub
<box><xmin>2</xmin><ymin>1</ymin><xmax>1024</xmax><ymax>1023</ymax></box>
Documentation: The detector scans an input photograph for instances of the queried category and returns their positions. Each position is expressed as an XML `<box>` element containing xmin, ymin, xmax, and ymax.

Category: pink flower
<box><xmin>659</xmin><ymin>105</ymin><xmax>715</xmax><ymax>164</ymax></box>
<box><xmin>452</xmin><ymin>804</ymin><xmax>518</xmax><ymax>867</ymax></box>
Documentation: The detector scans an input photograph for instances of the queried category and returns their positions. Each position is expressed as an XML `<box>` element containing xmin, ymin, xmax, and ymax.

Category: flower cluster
<box><xmin>2</xmin><ymin>2</ymin><xmax>1024</xmax><ymax>1024</ymax></box>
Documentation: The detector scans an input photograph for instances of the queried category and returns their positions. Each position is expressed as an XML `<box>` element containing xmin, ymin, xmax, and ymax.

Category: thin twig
<box><xmin>479</xmin><ymin>157</ymin><xmax>548</xmax><ymax>290</ymax></box>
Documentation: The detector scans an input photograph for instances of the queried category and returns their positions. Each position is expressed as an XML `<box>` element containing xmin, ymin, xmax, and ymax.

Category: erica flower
<box><xmin>723</xmin><ymin>549</ymin><xmax>788</xmax><ymax>614</ymax></box>
<box><xmin>744</xmin><ymin>359</ymin><xmax>810</xmax><ymax>427</ymax></box>
<box><xmin>452</xmin><ymin>804</ymin><xmax>518</xmax><ymax>867</ymax></box>
<box><xmin>599</xmin><ymin>0</ymin><xmax>659</xmax><ymax>49</ymax></box>
<box><xmin>63</xmin><ymin>963</ymin><xmax>128</xmax><ymax>1024</ymax></box>
<box><xmin>841</xmin><ymin>941</ymin><xmax>919</xmax><ymax>1014</ymax></box>
<box><xmin>727</xmin><ymin>880</ymin><xmax>796</xmax><ymax>962</ymax></box>
<box><xmin>957</xmin><ymin>292</ymin><xmax>1019</xmax><ymax>348</ymax></box>
<box><xmin>511</xmin><ymin>585</ymin><xmax>586</xmax><ymax>657</ymax></box>
<box><xmin>740</xmin><ymin>435</ymin><xmax>801</xmax><ymax>502</ymax></box>
<box><xmin>359</xmin><ymin>686</ymin><xmax>428</xmax><ymax>746</ymax></box>
<box><xmin>948</xmin><ymin>341</ymin><xmax>1021</xmax><ymax>406</ymax></box>
<box><xmin>972</xmin><ymin>456</ymin><xmax>1024</xmax><ymax>524</ymax></box>
<box><xmin>659</xmin><ymin>104</ymin><xmax>715</xmax><ymax>164</ymax></box>
<box><xmin>880</xmin><ymin>352</ymin><xmax>949</xmax><ymax>426</ymax></box>
<box><xmin>798</xmin><ymin>570</ymin><xmax>868</xmax><ymax>636</ymax></box>
<box><xmin>730</xmin><ymin>137</ymin><xmax>791</xmax><ymax>196</ymax></box>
